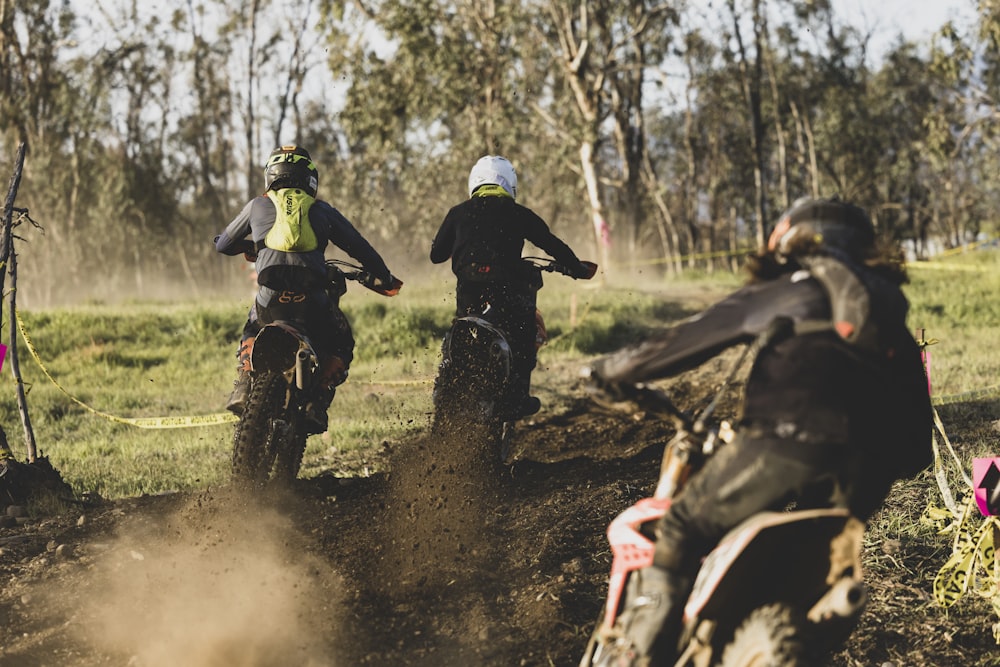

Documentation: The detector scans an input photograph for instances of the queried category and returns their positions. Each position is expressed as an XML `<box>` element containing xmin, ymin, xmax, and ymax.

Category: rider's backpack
<box><xmin>264</xmin><ymin>188</ymin><xmax>318</xmax><ymax>252</ymax></box>
<box><xmin>254</xmin><ymin>189</ymin><xmax>326</xmax><ymax>292</ymax></box>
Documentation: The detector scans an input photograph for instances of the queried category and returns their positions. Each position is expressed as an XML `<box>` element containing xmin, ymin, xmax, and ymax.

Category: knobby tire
<box><xmin>232</xmin><ymin>371</ymin><xmax>287</xmax><ymax>489</ymax></box>
<box><xmin>716</xmin><ymin>602</ymin><xmax>809</xmax><ymax>667</ymax></box>
<box><xmin>272</xmin><ymin>415</ymin><xmax>308</xmax><ymax>485</ymax></box>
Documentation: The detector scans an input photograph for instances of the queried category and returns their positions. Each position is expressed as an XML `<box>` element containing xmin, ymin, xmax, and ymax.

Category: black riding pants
<box><xmin>652</xmin><ymin>431</ymin><xmax>863</xmax><ymax>574</ymax></box>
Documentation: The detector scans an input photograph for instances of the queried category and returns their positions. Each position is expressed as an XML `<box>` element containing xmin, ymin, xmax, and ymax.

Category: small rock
<box><xmin>882</xmin><ymin>539</ymin><xmax>902</xmax><ymax>555</ymax></box>
<box><xmin>55</xmin><ymin>544</ymin><xmax>74</xmax><ymax>560</ymax></box>
<box><xmin>6</xmin><ymin>506</ymin><xmax>27</xmax><ymax>518</ymax></box>
<box><xmin>881</xmin><ymin>662</ymin><xmax>898</xmax><ymax>667</ymax></box>
<box><xmin>77</xmin><ymin>515</ymin><xmax>87</xmax><ymax>527</ymax></box>
<box><xmin>0</xmin><ymin>516</ymin><xmax>16</xmax><ymax>529</ymax></box>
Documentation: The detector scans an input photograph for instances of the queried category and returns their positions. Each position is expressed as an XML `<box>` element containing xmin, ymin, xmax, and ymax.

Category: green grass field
<box><xmin>1</xmin><ymin>249</ymin><xmax>998</xmax><ymax>499</ymax></box>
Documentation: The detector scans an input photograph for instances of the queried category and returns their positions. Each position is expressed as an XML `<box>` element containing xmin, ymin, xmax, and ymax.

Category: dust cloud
<box><xmin>367</xmin><ymin>420</ymin><xmax>511</xmax><ymax>656</ymax></box>
<box><xmin>60</xmin><ymin>490</ymin><xmax>347</xmax><ymax>666</ymax></box>
<box><xmin>380</xmin><ymin>422</ymin><xmax>505</xmax><ymax>588</ymax></box>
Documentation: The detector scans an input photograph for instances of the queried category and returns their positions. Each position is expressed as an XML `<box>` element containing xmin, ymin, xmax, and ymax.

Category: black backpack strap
<box><xmin>798</xmin><ymin>255</ymin><xmax>876</xmax><ymax>349</ymax></box>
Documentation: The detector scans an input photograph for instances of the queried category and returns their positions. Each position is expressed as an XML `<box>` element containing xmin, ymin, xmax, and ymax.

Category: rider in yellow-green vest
<box><xmin>214</xmin><ymin>145</ymin><xmax>396</xmax><ymax>433</ymax></box>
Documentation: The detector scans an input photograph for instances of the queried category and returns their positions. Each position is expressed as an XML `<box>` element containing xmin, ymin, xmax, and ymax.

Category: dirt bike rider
<box><xmin>215</xmin><ymin>144</ymin><xmax>396</xmax><ymax>433</ymax></box>
<box><xmin>585</xmin><ymin>197</ymin><xmax>933</xmax><ymax>665</ymax></box>
<box><xmin>431</xmin><ymin>154</ymin><xmax>596</xmax><ymax>419</ymax></box>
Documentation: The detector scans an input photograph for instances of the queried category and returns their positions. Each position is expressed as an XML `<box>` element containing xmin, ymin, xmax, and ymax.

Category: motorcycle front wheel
<box><xmin>715</xmin><ymin>602</ymin><xmax>808</xmax><ymax>667</ymax></box>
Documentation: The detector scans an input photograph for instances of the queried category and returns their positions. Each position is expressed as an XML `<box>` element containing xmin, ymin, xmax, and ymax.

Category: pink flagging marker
<box><xmin>0</xmin><ymin>343</ymin><xmax>6</xmax><ymax>374</ymax></box>
<box><xmin>973</xmin><ymin>458</ymin><xmax>1000</xmax><ymax>517</ymax></box>
<box><xmin>917</xmin><ymin>328</ymin><xmax>931</xmax><ymax>396</ymax></box>
<box><xmin>923</xmin><ymin>347</ymin><xmax>931</xmax><ymax>396</ymax></box>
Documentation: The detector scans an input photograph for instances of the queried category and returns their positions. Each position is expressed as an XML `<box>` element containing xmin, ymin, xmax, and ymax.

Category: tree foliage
<box><xmin>0</xmin><ymin>0</ymin><xmax>997</xmax><ymax>303</ymax></box>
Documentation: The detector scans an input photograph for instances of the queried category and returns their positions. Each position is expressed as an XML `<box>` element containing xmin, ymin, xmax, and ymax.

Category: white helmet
<box><xmin>467</xmin><ymin>155</ymin><xmax>518</xmax><ymax>199</ymax></box>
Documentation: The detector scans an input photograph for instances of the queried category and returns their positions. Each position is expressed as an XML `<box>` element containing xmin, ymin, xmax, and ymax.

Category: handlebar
<box><xmin>523</xmin><ymin>256</ymin><xmax>598</xmax><ymax>280</ymax></box>
<box><xmin>583</xmin><ymin>370</ymin><xmax>736</xmax><ymax>499</ymax></box>
<box><xmin>326</xmin><ymin>260</ymin><xmax>403</xmax><ymax>297</ymax></box>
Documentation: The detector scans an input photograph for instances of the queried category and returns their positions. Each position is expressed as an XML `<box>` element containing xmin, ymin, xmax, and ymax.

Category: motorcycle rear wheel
<box><xmin>715</xmin><ymin>602</ymin><xmax>808</xmax><ymax>667</ymax></box>
<box><xmin>232</xmin><ymin>371</ymin><xmax>287</xmax><ymax>489</ymax></box>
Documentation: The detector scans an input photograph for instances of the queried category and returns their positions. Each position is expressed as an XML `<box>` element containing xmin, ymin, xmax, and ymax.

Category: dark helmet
<box><xmin>767</xmin><ymin>197</ymin><xmax>875</xmax><ymax>259</ymax></box>
<box><xmin>263</xmin><ymin>145</ymin><xmax>319</xmax><ymax>197</ymax></box>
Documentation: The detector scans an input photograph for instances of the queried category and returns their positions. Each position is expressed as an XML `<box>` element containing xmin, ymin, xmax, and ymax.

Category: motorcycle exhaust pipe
<box><xmin>807</xmin><ymin>577</ymin><xmax>867</xmax><ymax>622</ymax></box>
<box><xmin>295</xmin><ymin>348</ymin><xmax>316</xmax><ymax>390</ymax></box>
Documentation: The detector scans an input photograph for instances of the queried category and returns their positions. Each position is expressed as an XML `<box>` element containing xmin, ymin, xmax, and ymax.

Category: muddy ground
<box><xmin>0</xmin><ymin>362</ymin><xmax>996</xmax><ymax>666</ymax></box>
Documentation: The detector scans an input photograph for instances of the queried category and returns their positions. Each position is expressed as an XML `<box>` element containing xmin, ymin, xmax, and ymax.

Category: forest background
<box><xmin>2</xmin><ymin>0</ymin><xmax>1000</xmax><ymax>307</ymax></box>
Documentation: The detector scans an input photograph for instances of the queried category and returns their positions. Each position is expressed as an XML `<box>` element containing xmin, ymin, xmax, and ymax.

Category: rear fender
<box><xmin>682</xmin><ymin>509</ymin><xmax>864</xmax><ymax>628</ymax></box>
<box><xmin>250</xmin><ymin>321</ymin><xmax>319</xmax><ymax>386</ymax></box>
<box><xmin>600</xmin><ymin>497</ymin><xmax>672</xmax><ymax>632</ymax></box>
<box><xmin>442</xmin><ymin>316</ymin><xmax>511</xmax><ymax>382</ymax></box>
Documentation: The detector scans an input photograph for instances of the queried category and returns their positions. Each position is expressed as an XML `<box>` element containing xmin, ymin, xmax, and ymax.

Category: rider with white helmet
<box><xmin>431</xmin><ymin>154</ymin><xmax>595</xmax><ymax>419</ymax></box>
<box><xmin>467</xmin><ymin>155</ymin><xmax>518</xmax><ymax>199</ymax></box>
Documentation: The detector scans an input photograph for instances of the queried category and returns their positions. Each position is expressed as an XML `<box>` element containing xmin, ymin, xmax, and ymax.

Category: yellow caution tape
<box><xmin>625</xmin><ymin>247</ymin><xmax>753</xmax><ymax>268</ymax></box>
<box><xmin>15</xmin><ymin>309</ymin><xmax>237</xmax><ymax>429</ymax></box>
<box><xmin>927</xmin><ymin>396</ymin><xmax>1000</xmax><ymax>643</ymax></box>
<box><xmin>933</xmin><ymin>407</ymin><xmax>973</xmax><ymax>495</ymax></box>
<box><xmin>931</xmin><ymin>385</ymin><xmax>1000</xmax><ymax>406</ymax></box>
<box><xmin>932</xmin><ymin>496</ymin><xmax>999</xmax><ymax>610</ymax></box>
<box><xmin>360</xmin><ymin>378</ymin><xmax>434</xmax><ymax>386</ymax></box>
<box><xmin>909</xmin><ymin>262</ymin><xmax>991</xmax><ymax>272</ymax></box>
<box><xmin>938</xmin><ymin>240</ymin><xmax>996</xmax><ymax>257</ymax></box>
<box><xmin>623</xmin><ymin>237</ymin><xmax>996</xmax><ymax>270</ymax></box>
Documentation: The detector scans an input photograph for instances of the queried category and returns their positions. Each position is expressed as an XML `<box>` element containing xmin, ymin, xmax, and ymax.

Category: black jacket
<box><xmin>430</xmin><ymin>195</ymin><xmax>584</xmax><ymax>282</ymax></box>
<box><xmin>594</xmin><ymin>260</ymin><xmax>932</xmax><ymax>476</ymax></box>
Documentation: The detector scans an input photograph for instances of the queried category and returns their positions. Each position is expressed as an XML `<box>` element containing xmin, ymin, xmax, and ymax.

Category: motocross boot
<box><xmin>609</xmin><ymin>566</ymin><xmax>691</xmax><ymax>666</ymax></box>
<box><xmin>517</xmin><ymin>395</ymin><xmax>542</xmax><ymax>418</ymax></box>
<box><xmin>225</xmin><ymin>370</ymin><xmax>251</xmax><ymax>415</ymax></box>
<box><xmin>502</xmin><ymin>373</ymin><xmax>541</xmax><ymax>420</ymax></box>
<box><xmin>225</xmin><ymin>338</ymin><xmax>254</xmax><ymax>415</ymax></box>
<box><xmin>304</xmin><ymin>386</ymin><xmax>336</xmax><ymax>434</ymax></box>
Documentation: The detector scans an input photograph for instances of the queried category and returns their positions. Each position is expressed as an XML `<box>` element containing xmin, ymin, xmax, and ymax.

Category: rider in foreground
<box><xmin>215</xmin><ymin>144</ymin><xmax>397</xmax><ymax>433</ymax></box>
<box><xmin>430</xmin><ymin>154</ymin><xmax>596</xmax><ymax>419</ymax></box>
<box><xmin>586</xmin><ymin>197</ymin><xmax>933</xmax><ymax>664</ymax></box>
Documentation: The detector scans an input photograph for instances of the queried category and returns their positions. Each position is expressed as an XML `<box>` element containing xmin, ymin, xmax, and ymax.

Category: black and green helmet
<box><xmin>264</xmin><ymin>145</ymin><xmax>319</xmax><ymax>197</ymax></box>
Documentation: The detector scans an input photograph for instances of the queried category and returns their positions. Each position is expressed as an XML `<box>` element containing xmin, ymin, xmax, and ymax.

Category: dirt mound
<box><xmin>0</xmin><ymin>388</ymin><xmax>996</xmax><ymax>666</ymax></box>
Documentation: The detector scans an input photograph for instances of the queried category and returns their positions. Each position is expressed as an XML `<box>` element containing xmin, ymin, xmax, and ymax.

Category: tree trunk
<box><xmin>728</xmin><ymin>0</ymin><xmax>769</xmax><ymax>247</ymax></box>
<box><xmin>8</xmin><ymin>251</ymin><xmax>37</xmax><ymax>462</ymax></box>
<box><xmin>640</xmin><ymin>150</ymin><xmax>678</xmax><ymax>276</ymax></box>
<box><xmin>579</xmin><ymin>141</ymin><xmax>610</xmax><ymax>273</ymax></box>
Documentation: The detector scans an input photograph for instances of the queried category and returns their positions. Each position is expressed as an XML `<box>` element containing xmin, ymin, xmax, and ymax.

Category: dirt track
<box><xmin>0</xmin><ymin>374</ymin><xmax>996</xmax><ymax>666</ymax></box>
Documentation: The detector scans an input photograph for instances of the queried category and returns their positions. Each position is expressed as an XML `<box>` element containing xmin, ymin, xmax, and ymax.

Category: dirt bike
<box><xmin>431</xmin><ymin>256</ymin><xmax>597</xmax><ymax>465</ymax></box>
<box><xmin>231</xmin><ymin>259</ymin><xmax>402</xmax><ymax>488</ymax></box>
<box><xmin>580</xmin><ymin>343</ymin><xmax>868</xmax><ymax>667</ymax></box>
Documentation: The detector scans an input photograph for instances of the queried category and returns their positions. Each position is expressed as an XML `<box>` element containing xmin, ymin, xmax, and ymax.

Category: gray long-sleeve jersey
<box><xmin>215</xmin><ymin>195</ymin><xmax>391</xmax><ymax>291</ymax></box>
